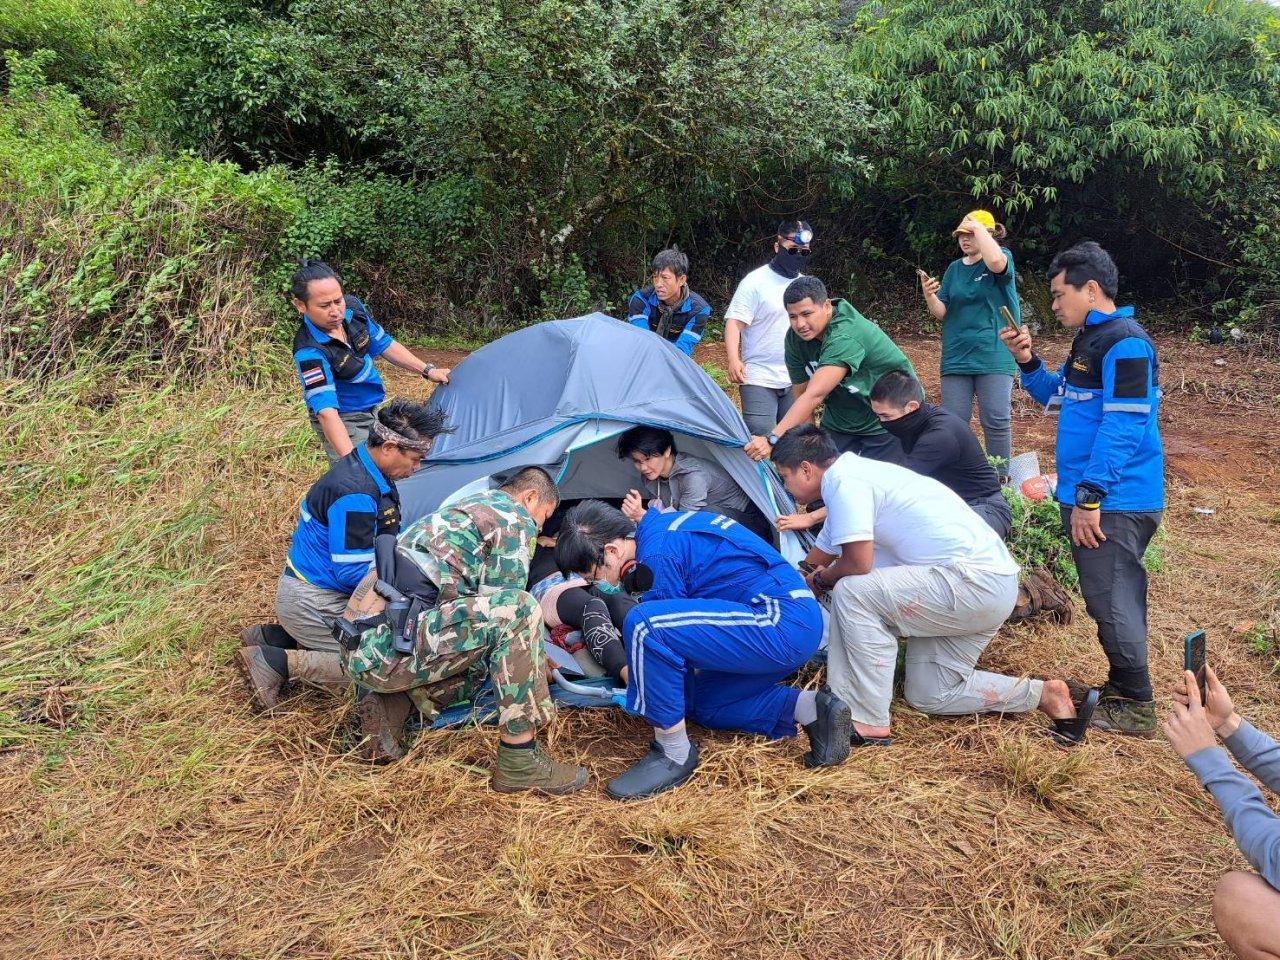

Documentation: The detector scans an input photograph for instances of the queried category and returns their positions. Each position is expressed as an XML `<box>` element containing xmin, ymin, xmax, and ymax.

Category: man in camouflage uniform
<box><xmin>337</xmin><ymin>466</ymin><xmax>587</xmax><ymax>794</ymax></box>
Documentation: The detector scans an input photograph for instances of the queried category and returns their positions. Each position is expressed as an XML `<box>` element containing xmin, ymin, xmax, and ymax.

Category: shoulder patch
<box><xmin>299</xmin><ymin>357</ymin><xmax>330</xmax><ymax>387</ymax></box>
<box><xmin>1113</xmin><ymin>357</ymin><xmax>1150</xmax><ymax>399</ymax></box>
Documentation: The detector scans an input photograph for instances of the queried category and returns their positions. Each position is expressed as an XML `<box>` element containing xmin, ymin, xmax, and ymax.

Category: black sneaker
<box><xmin>803</xmin><ymin>689</ymin><xmax>853</xmax><ymax>767</ymax></box>
<box><xmin>605</xmin><ymin>741</ymin><xmax>700</xmax><ymax>800</ymax></box>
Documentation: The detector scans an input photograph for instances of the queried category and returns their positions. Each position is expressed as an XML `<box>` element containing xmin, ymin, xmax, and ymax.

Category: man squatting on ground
<box><xmin>1164</xmin><ymin>666</ymin><xmax>1280</xmax><ymax>960</ymax></box>
<box><xmin>555</xmin><ymin>500</ymin><xmax>854</xmax><ymax>800</ymax></box>
<box><xmin>1000</xmin><ymin>241</ymin><xmax>1164</xmax><ymax>737</ymax></box>
<box><xmin>236</xmin><ymin>399</ymin><xmax>449</xmax><ymax>710</ymax></box>
<box><xmin>771</xmin><ymin>427</ymin><xmax>1094</xmax><ymax>747</ymax></box>
<box><xmin>626</xmin><ymin>247</ymin><xmax>712</xmax><ymax>357</ymax></box>
<box><xmin>868</xmin><ymin>370</ymin><xmax>1013</xmax><ymax>540</ymax></box>
<box><xmin>336</xmin><ymin>466</ymin><xmax>589</xmax><ymax>794</ymax></box>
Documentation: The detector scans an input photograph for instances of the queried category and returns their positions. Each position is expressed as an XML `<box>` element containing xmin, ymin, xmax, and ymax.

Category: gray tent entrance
<box><xmin>398</xmin><ymin>313</ymin><xmax>807</xmax><ymax>560</ymax></box>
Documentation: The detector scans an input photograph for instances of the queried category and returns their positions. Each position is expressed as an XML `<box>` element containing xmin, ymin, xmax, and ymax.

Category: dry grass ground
<box><xmin>2</xmin><ymin>329</ymin><xmax>1279</xmax><ymax>959</ymax></box>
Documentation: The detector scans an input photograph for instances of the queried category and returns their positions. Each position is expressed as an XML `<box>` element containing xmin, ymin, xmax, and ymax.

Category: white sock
<box><xmin>655</xmin><ymin>724</ymin><xmax>690</xmax><ymax>764</ymax></box>
<box><xmin>794</xmin><ymin>690</ymin><xmax>819</xmax><ymax>726</ymax></box>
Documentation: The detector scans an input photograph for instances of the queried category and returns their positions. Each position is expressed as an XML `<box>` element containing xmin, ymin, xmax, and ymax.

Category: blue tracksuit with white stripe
<box><xmin>624</xmin><ymin>508</ymin><xmax>823</xmax><ymax>738</ymax></box>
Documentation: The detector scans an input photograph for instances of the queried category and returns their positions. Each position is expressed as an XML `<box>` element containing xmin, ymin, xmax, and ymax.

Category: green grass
<box><xmin>0</xmin><ymin>362</ymin><xmax>314</xmax><ymax>747</ymax></box>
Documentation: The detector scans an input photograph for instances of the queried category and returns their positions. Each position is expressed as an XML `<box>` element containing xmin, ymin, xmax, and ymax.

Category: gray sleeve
<box><xmin>1186</xmin><ymin>744</ymin><xmax>1280</xmax><ymax>890</ymax></box>
<box><xmin>675</xmin><ymin>461</ymin><xmax>710</xmax><ymax>512</ymax></box>
<box><xmin>1227</xmin><ymin>719</ymin><xmax>1280</xmax><ymax>794</ymax></box>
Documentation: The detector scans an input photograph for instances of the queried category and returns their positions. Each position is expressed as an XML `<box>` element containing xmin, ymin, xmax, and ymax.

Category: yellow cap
<box><xmin>953</xmin><ymin>209</ymin><xmax>996</xmax><ymax>235</ymax></box>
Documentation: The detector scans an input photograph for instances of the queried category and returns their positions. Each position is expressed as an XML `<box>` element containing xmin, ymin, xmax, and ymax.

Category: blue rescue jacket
<box><xmin>626</xmin><ymin>286</ymin><xmax>712</xmax><ymax>357</ymax></box>
<box><xmin>285</xmin><ymin>445</ymin><xmax>401</xmax><ymax>593</ymax></box>
<box><xmin>292</xmin><ymin>295</ymin><xmax>393</xmax><ymax>416</ymax></box>
<box><xmin>635</xmin><ymin>508</ymin><xmax>817</xmax><ymax>608</ymax></box>
<box><xmin>1018</xmin><ymin>306</ymin><xmax>1164</xmax><ymax>512</ymax></box>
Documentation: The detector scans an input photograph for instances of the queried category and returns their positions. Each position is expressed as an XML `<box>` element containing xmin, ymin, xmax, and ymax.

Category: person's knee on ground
<box><xmin>1214</xmin><ymin>870</ymin><xmax>1280</xmax><ymax>960</ymax></box>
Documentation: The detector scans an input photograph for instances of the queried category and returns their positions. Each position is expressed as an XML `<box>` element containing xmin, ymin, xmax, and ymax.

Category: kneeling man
<box><xmin>338</xmin><ymin>467</ymin><xmax>587</xmax><ymax>795</ymax></box>
<box><xmin>555</xmin><ymin>501</ymin><xmax>850</xmax><ymax>801</ymax></box>
<box><xmin>772</xmin><ymin>427</ymin><xmax>1094</xmax><ymax>746</ymax></box>
<box><xmin>237</xmin><ymin>398</ymin><xmax>446</xmax><ymax>709</ymax></box>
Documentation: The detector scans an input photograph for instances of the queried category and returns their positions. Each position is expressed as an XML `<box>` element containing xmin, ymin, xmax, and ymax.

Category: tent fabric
<box><xmin>397</xmin><ymin>313</ymin><xmax>806</xmax><ymax>557</ymax></box>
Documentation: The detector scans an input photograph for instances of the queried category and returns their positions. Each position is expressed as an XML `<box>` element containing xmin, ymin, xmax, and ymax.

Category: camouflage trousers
<box><xmin>343</xmin><ymin>588</ymin><xmax>554</xmax><ymax>736</ymax></box>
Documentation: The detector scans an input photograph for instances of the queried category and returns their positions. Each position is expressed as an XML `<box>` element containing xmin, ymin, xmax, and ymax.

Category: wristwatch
<box><xmin>421</xmin><ymin>363</ymin><xmax>437</xmax><ymax>380</ymax></box>
<box><xmin>767</xmin><ymin>432</ymin><xmax>779</xmax><ymax>446</ymax></box>
<box><xmin>1074</xmin><ymin>483</ymin><xmax>1105</xmax><ymax>510</ymax></box>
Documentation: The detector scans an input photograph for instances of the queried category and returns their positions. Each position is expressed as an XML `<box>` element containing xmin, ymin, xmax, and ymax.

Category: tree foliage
<box><xmin>133</xmin><ymin>0</ymin><xmax>870</xmax><ymax>325</ymax></box>
<box><xmin>851</xmin><ymin>0</ymin><xmax>1280</xmax><ymax>318</ymax></box>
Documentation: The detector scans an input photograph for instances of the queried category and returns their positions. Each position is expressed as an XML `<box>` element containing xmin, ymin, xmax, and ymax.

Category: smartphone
<box><xmin>916</xmin><ymin>267</ymin><xmax>935</xmax><ymax>286</ymax></box>
<box><xmin>1184</xmin><ymin>630</ymin><xmax>1207</xmax><ymax>703</ymax></box>
<box><xmin>999</xmin><ymin>305</ymin><xmax>1020</xmax><ymax>333</ymax></box>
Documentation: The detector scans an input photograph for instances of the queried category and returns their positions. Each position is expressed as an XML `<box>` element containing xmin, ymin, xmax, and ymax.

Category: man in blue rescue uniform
<box><xmin>626</xmin><ymin>247</ymin><xmax>713</xmax><ymax>357</ymax></box>
<box><xmin>1001</xmin><ymin>241</ymin><xmax>1164</xmax><ymax>737</ymax></box>
<box><xmin>235</xmin><ymin>399</ymin><xmax>451</xmax><ymax>711</ymax></box>
<box><xmin>290</xmin><ymin>259</ymin><xmax>452</xmax><ymax>462</ymax></box>
<box><xmin>555</xmin><ymin>501</ymin><xmax>852</xmax><ymax>800</ymax></box>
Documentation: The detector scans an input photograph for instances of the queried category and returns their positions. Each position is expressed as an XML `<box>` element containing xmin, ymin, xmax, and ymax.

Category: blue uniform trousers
<box><xmin>623</xmin><ymin>595</ymin><xmax>822</xmax><ymax>739</ymax></box>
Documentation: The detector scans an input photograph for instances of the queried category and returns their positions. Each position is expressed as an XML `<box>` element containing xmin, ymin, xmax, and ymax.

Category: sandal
<box><xmin>851</xmin><ymin>726</ymin><xmax>893</xmax><ymax>748</ymax></box>
<box><xmin>1047</xmin><ymin>687</ymin><xmax>1099</xmax><ymax>748</ymax></box>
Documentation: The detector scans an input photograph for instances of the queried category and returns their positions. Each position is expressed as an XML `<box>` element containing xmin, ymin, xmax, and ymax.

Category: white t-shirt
<box><xmin>815</xmin><ymin>453</ymin><xmax>1019</xmax><ymax>575</ymax></box>
<box><xmin>724</xmin><ymin>264</ymin><xmax>795</xmax><ymax>389</ymax></box>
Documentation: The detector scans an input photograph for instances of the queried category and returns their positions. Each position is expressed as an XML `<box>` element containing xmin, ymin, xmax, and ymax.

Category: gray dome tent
<box><xmin>399</xmin><ymin>313</ymin><xmax>808</xmax><ymax>559</ymax></box>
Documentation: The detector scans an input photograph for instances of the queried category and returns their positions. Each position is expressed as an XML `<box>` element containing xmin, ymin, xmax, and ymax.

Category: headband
<box><xmin>370</xmin><ymin>420</ymin><xmax>434</xmax><ymax>454</ymax></box>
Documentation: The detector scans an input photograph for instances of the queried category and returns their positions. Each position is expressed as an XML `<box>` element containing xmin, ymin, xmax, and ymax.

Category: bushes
<box><xmin>131</xmin><ymin>0</ymin><xmax>869</xmax><ymax>327</ymax></box>
<box><xmin>0</xmin><ymin>54</ymin><xmax>300</xmax><ymax>377</ymax></box>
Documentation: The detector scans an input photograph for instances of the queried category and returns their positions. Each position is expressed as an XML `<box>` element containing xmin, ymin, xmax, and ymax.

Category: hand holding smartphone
<box><xmin>1184</xmin><ymin>630</ymin><xmax>1208</xmax><ymax>704</ymax></box>
<box><xmin>999</xmin><ymin>305</ymin><xmax>1020</xmax><ymax>333</ymax></box>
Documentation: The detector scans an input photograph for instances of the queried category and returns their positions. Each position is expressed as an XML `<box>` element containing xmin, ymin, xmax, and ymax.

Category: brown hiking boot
<box><xmin>355</xmin><ymin>690</ymin><xmax>413</xmax><ymax>763</ymax></box>
<box><xmin>234</xmin><ymin>646</ymin><xmax>286</xmax><ymax>712</ymax></box>
<box><xmin>1091</xmin><ymin>684</ymin><xmax>1157</xmax><ymax>739</ymax></box>
<box><xmin>491</xmin><ymin>742</ymin><xmax>588</xmax><ymax>795</ymax></box>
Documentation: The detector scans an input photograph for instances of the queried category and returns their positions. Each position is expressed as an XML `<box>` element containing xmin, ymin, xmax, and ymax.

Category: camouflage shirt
<box><xmin>398</xmin><ymin>490</ymin><xmax>536</xmax><ymax>605</ymax></box>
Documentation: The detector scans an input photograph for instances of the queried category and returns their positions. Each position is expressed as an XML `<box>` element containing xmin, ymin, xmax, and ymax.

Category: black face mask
<box><xmin>879</xmin><ymin>406</ymin><xmax>927</xmax><ymax>439</ymax></box>
<box><xmin>769</xmin><ymin>247</ymin><xmax>811</xmax><ymax>279</ymax></box>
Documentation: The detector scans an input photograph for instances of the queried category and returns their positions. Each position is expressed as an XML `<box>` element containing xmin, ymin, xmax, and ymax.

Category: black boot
<box><xmin>803</xmin><ymin>689</ymin><xmax>853</xmax><ymax>767</ymax></box>
<box><xmin>606</xmin><ymin>742</ymin><xmax>700</xmax><ymax>800</ymax></box>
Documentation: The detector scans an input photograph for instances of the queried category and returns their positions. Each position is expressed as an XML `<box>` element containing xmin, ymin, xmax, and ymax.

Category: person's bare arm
<box><xmin>817</xmin><ymin>540</ymin><xmax>874</xmax><ymax>585</ymax></box>
<box><xmin>725</xmin><ymin>319</ymin><xmax>747</xmax><ymax>384</ymax></box>
<box><xmin>964</xmin><ymin>219</ymin><xmax>1008</xmax><ymax>274</ymax></box>
<box><xmin>381</xmin><ymin>341</ymin><xmax>451</xmax><ymax>383</ymax></box>
<box><xmin>745</xmin><ymin>365</ymin><xmax>845</xmax><ymax>459</ymax></box>
<box><xmin>317</xmin><ymin>408</ymin><xmax>355</xmax><ymax>458</ymax></box>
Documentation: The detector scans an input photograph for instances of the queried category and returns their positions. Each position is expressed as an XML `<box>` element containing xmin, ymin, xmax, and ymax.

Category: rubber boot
<box><xmin>491</xmin><ymin>742</ymin><xmax>588</xmax><ymax>795</ymax></box>
<box><xmin>234</xmin><ymin>646</ymin><xmax>286</xmax><ymax>712</ymax></box>
<box><xmin>355</xmin><ymin>690</ymin><xmax>414</xmax><ymax>763</ymax></box>
<box><xmin>285</xmin><ymin>649</ymin><xmax>350</xmax><ymax>694</ymax></box>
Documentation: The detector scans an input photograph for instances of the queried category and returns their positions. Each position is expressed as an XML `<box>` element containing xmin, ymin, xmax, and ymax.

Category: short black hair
<box><xmin>651</xmin><ymin>247</ymin><xmax>689</xmax><ymax>278</ymax></box>
<box><xmin>554</xmin><ymin>500</ymin><xmax>636</xmax><ymax>576</ymax></box>
<box><xmin>500</xmin><ymin>466</ymin><xmax>561</xmax><ymax>508</ymax></box>
<box><xmin>783</xmin><ymin>275</ymin><xmax>828</xmax><ymax>307</ymax></box>
<box><xmin>370</xmin><ymin>398</ymin><xmax>453</xmax><ymax>447</ymax></box>
<box><xmin>616</xmin><ymin>426</ymin><xmax>676</xmax><ymax>460</ymax></box>
<box><xmin>290</xmin><ymin>258</ymin><xmax>339</xmax><ymax>302</ymax></box>
<box><xmin>869</xmin><ymin>370</ymin><xmax>923</xmax><ymax>408</ymax></box>
<box><xmin>776</xmin><ymin>218</ymin><xmax>813</xmax><ymax>241</ymax></box>
<box><xmin>771</xmin><ymin>426</ymin><xmax>839</xmax><ymax>470</ymax></box>
<box><xmin>1048</xmin><ymin>241</ymin><xmax>1119</xmax><ymax>300</ymax></box>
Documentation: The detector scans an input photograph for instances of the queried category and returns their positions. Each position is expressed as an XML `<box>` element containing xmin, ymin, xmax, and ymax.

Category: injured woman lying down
<box><xmin>526</xmin><ymin>499</ymin><xmax>634</xmax><ymax>685</ymax></box>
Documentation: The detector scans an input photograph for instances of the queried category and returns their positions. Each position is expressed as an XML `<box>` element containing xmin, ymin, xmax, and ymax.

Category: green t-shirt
<box><xmin>936</xmin><ymin>248</ymin><xmax>1020</xmax><ymax>377</ymax></box>
<box><xmin>784</xmin><ymin>299</ymin><xmax>914</xmax><ymax>436</ymax></box>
